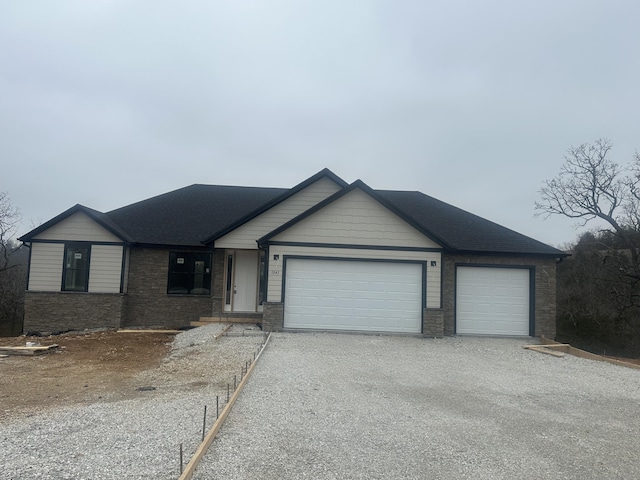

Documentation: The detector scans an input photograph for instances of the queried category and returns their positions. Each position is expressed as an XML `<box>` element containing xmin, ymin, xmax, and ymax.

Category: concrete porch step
<box><xmin>191</xmin><ymin>315</ymin><xmax>263</xmax><ymax>327</ymax></box>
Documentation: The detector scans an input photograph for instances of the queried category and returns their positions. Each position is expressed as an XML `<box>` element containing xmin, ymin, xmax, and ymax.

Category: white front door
<box><xmin>233</xmin><ymin>250</ymin><xmax>258</xmax><ymax>312</ymax></box>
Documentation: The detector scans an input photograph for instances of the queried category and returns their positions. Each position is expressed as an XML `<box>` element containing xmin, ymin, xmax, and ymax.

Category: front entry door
<box><xmin>233</xmin><ymin>250</ymin><xmax>258</xmax><ymax>312</ymax></box>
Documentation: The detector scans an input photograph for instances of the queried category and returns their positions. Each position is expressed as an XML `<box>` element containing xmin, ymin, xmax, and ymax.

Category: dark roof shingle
<box><xmin>106</xmin><ymin>185</ymin><xmax>286</xmax><ymax>246</ymax></box>
<box><xmin>377</xmin><ymin>190</ymin><xmax>563</xmax><ymax>256</ymax></box>
<box><xmin>20</xmin><ymin>171</ymin><xmax>564</xmax><ymax>257</ymax></box>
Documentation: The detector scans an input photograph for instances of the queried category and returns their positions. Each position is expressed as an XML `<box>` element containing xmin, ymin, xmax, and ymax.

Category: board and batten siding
<box><xmin>33</xmin><ymin>212</ymin><xmax>122</xmax><ymax>243</ymax></box>
<box><xmin>270</xmin><ymin>189</ymin><xmax>441</xmax><ymax>249</ymax></box>
<box><xmin>28</xmin><ymin>242</ymin><xmax>64</xmax><ymax>291</ymax></box>
<box><xmin>215</xmin><ymin>177</ymin><xmax>342</xmax><ymax>249</ymax></box>
<box><xmin>88</xmin><ymin>245</ymin><xmax>124</xmax><ymax>293</ymax></box>
<box><xmin>267</xmin><ymin>245</ymin><xmax>441</xmax><ymax>309</ymax></box>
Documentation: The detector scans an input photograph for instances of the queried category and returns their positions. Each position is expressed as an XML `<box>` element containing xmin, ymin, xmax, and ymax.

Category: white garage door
<box><xmin>284</xmin><ymin>258</ymin><xmax>422</xmax><ymax>333</ymax></box>
<box><xmin>456</xmin><ymin>266</ymin><xmax>530</xmax><ymax>336</ymax></box>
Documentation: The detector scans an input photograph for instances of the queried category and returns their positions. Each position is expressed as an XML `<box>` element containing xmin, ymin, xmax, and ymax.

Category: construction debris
<box><xmin>0</xmin><ymin>344</ymin><xmax>59</xmax><ymax>356</ymax></box>
<box><xmin>525</xmin><ymin>339</ymin><xmax>640</xmax><ymax>370</ymax></box>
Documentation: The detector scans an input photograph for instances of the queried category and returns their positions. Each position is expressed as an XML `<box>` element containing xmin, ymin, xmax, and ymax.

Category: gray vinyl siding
<box><xmin>267</xmin><ymin>245</ymin><xmax>441</xmax><ymax>308</ymax></box>
<box><xmin>215</xmin><ymin>177</ymin><xmax>342</xmax><ymax>249</ymax></box>
<box><xmin>270</xmin><ymin>189</ymin><xmax>441</xmax><ymax>249</ymax></box>
<box><xmin>32</xmin><ymin>212</ymin><xmax>122</xmax><ymax>242</ymax></box>
<box><xmin>28</xmin><ymin>242</ymin><xmax>64</xmax><ymax>291</ymax></box>
<box><xmin>88</xmin><ymin>245</ymin><xmax>123</xmax><ymax>293</ymax></box>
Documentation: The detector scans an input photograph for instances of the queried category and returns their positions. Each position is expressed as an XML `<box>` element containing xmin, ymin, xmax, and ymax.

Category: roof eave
<box><xmin>445</xmin><ymin>248</ymin><xmax>570</xmax><ymax>258</ymax></box>
<box><xmin>18</xmin><ymin>204</ymin><xmax>133</xmax><ymax>244</ymax></box>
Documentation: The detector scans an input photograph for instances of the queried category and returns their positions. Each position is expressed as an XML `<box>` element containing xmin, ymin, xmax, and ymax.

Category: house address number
<box><xmin>270</xmin><ymin>269</ymin><xmax>280</xmax><ymax>275</ymax></box>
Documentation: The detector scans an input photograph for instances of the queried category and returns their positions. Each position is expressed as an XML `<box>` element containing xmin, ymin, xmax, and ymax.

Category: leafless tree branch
<box><xmin>535</xmin><ymin>139</ymin><xmax>640</xmax><ymax>277</ymax></box>
<box><xmin>0</xmin><ymin>191</ymin><xmax>21</xmax><ymax>273</ymax></box>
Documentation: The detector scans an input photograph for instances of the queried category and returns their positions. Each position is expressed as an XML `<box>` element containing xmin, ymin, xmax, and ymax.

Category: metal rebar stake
<box><xmin>202</xmin><ymin>405</ymin><xmax>207</xmax><ymax>441</ymax></box>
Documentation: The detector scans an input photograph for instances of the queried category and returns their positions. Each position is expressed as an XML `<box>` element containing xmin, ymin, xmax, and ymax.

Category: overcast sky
<box><xmin>2</xmin><ymin>0</ymin><xmax>638</xmax><ymax>247</ymax></box>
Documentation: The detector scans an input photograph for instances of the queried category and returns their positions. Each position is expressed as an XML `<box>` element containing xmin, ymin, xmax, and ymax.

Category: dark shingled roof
<box><xmin>106</xmin><ymin>185</ymin><xmax>287</xmax><ymax>246</ymax></box>
<box><xmin>20</xmin><ymin>170</ymin><xmax>564</xmax><ymax>257</ymax></box>
<box><xmin>376</xmin><ymin>190</ymin><xmax>563</xmax><ymax>256</ymax></box>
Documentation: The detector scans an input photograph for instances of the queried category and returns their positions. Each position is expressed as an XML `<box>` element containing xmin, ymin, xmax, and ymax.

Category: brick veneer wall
<box><xmin>263</xmin><ymin>302</ymin><xmax>284</xmax><ymax>331</ymax></box>
<box><xmin>441</xmin><ymin>254</ymin><xmax>557</xmax><ymax>338</ymax></box>
<box><xmin>23</xmin><ymin>291</ymin><xmax>124</xmax><ymax>334</ymax></box>
<box><xmin>423</xmin><ymin>309</ymin><xmax>444</xmax><ymax>336</ymax></box>
<box><xmin>211</xmin><ymin>249</ymin><xmax>225</xmax><ymax>317</ymax></box>
<box><xmin>122</xmin><ymin>247</ymin><xmax>214</xmax><ymax>328</ymax></box>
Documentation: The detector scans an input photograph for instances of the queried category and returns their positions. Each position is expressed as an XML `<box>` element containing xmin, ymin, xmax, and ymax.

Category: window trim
<box><xmin>61</xmin><ymin>243</ymin><xmax>91</xmax><ymax>292</ymax></box>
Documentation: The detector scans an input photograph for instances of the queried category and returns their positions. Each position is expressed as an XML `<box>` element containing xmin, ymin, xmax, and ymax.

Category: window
<box><xmin>225</xmin><ymin>253</ymin><xmax>233</xmax><ymax>306</ymax></box>
<box><xmin>62</xmin><ymin>244</ymin><xmax>91</xmax><ymax>292</ymax></box>
<box><xmin>258</xmin><ymin>250</ymin><xmax>266</xmax><ymax>305</ymax></box>
<box><xmin>168</xmin><ymin>252</ymin><xmax>212</xmax><ymax>295</ymax></box>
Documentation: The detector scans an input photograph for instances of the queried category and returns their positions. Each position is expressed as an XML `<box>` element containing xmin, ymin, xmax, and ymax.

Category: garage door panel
<box><xmin>284</xmin><ymin>259</ymin><xmax>422</xmax><ymax>333</ymax></box>
<box><xmin>456</xmin><ymin>266</ymin><xmax>530</xmax><ymax>336</ymax></box>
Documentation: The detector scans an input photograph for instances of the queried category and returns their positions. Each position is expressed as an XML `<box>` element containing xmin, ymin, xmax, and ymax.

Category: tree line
<box><xmin>0</xmin><ymin>192</ymin><xmax>26</xmax><ymax>336</ymax></box>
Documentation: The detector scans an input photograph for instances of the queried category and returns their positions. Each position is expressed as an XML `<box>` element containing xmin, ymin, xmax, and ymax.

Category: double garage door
<box><xmin>284</xmin><ymin>258</ymin><xmax>422</xmax><ymax>333</ymax></box>
<box><xmin>456</xmin><ymin>266</ymin><xmax>531</xmax><ymax>336</ymax></box>
<box><xmin>282</xmin><ymin>260</ymin><xmax>531</xmax><ymax>336</ymax></box>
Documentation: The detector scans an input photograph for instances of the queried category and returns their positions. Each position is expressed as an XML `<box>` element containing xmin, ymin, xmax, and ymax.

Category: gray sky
<box><xmin>2</xmin><ymin>0</ymin><xmax>639</xmax><ymax>247</ymax></box>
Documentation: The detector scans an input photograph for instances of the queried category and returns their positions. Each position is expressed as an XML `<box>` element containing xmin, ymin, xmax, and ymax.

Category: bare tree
<box><xmin>536</xmin><ymin>139</ymin><xmax>640</xmax><ymax>277</ymax></box>
<box><xmin>537</xmin><ymin>140</ymin><xmax>640</xmax><ymax>353</ymax></box>
<box><xmin>0</xmin><ymin>191</ymin><xmax>21</xmax><ymax>273</ymax></box>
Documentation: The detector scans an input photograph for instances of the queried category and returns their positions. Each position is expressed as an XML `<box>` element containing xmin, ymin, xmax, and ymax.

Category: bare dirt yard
<box><xmin>0</xmin><ymin>330</ymin><xmax>177</xmax><ymax>422</ymax></box>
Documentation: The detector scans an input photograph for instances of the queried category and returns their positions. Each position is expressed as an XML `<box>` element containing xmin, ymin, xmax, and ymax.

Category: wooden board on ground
<box><xmin>538</xmin><ymin>337</ymin><xmax>640</xmax><ymax>370</ymax></box>
<box><xmin>0</xmin><ymin>344</ymin><xmax>59</xmax><ymax>356</ymax></box>
<box><xmin>523</xmin><ymin>345</ymin><xmax>566</xmax><ymax>358</ymax></box>
<box><xmin>117</xmin><ymin>329</ymin><xmax>181</xmax><ymax>334</ymax></box>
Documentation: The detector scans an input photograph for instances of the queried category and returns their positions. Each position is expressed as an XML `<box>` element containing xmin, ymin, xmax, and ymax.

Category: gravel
<box><xmin>0</xmin><ymin>324</ymin><xmax>265</xmax><ymax>480</ymax></box>
<box><xmin>192</xmin><ymin>333</ymin><xmax>640</xmax><ymax>480</ymax></box>
<box><xmin>3</xmin><ymin>331</ymin><xmax>639</xmax><ymax>479</ymax></box>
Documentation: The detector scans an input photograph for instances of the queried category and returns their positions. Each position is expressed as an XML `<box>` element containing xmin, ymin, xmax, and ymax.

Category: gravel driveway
<box><xmin>193</xmin><ymin>333</ymin><xmax>640</xmax><ymax>480</ymax></box>
<box><xmin>0</xmin><ymin>324</ymin><xmax>265</xmax><ymax>480</ymax></box>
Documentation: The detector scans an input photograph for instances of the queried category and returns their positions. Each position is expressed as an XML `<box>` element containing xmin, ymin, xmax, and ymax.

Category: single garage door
<box><xmin>456</xmin><ymin>266</ymin><xmax>531</xmax><ymax>336</ymax></box>
<box><xmin>284</xmin><ymin>258</ymin><xmax>422</xmax><ymax>333</ymax></box>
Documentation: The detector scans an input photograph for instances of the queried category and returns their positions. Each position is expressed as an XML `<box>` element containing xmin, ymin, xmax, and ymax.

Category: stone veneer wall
<box><xmin>122</xmin><ymin>247</ymin><xmax>214</xmax><ymax>328</ymax></box>
<box><xmin>441</xmin><ymin>254</ymin><xmax>557</xmax><ymax>338</ymax></box>
<box><xmin>23</xmin><ymin>292</ymin><xmax>124</xmax><ymax>334</ymax></box>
